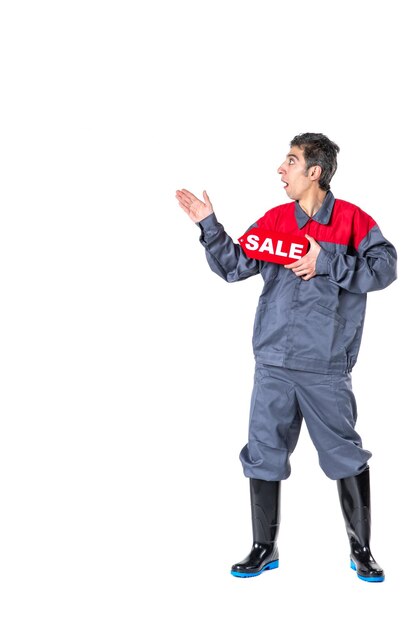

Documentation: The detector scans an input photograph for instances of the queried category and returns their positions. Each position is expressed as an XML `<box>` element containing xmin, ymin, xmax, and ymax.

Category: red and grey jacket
<box><xmin>197</xmin><ymin>191</ymin><xmax>397</xmax><ymax>374</ymax></box>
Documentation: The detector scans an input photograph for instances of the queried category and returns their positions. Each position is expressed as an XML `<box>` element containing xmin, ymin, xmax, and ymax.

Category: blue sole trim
<box><xmin>350</xmin><ymin>559</ymin><xmax>385</xmax><ymax>582</ymax></box>
<box><xmin>231</xmin><ymin>560</ymin><xmax>279</xmax><ymax>578</ymax></box>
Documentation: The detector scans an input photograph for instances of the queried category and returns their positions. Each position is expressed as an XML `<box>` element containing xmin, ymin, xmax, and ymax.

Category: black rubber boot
<box><xmin>337</xmin><ymin>466</ymin><xmax>385</xmax><ymax>582</ymax></box>
<box><xmin>231</xmin><ymin>478</ymin><xmax>280</xmax><ymax>578</ymax></box>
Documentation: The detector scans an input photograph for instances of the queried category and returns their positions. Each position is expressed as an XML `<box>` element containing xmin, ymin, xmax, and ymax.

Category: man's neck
<box><xmin>298</xmin><ymin>189</ymin><xmax>327</xmax><ymax>217</ymax></box>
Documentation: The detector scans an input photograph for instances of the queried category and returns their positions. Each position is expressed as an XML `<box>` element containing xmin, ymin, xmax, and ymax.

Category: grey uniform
<box><xmin>197</xmin><ymin>191</ymin><xmax>397</xmax><ymax>480</ymax></box>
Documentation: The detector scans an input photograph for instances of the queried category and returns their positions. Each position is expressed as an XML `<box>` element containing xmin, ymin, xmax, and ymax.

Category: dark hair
<box><xmin>290</xmin><ymin>132</ymin><xmax>340</xmax><ymax>191</ymax></box>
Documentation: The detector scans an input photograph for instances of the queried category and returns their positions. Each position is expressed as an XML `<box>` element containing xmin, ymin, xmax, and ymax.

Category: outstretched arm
<box><xmin>176</xmin><ymin>188</ymin><xmax>261</xmax><ymax>282</ymax></box>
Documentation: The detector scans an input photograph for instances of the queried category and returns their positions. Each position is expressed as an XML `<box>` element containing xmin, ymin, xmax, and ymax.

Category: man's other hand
<box><xmin>176</xmin><ymin>189</ymin><xmax>213</xmax><ymax>223</ymax></box>
<box><xmin>284</xmin><ymin>234</ymin><xmax>321</xmax><ymax>280</ymax></box>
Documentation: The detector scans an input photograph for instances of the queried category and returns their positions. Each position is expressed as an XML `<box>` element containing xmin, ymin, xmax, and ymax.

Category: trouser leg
<box><xmin>239</xmin><ymin>364</ymin><xmax>303</xmax><ymax>481</ymax></box>
<box><xmin>231</xmin><ymin>478</ymin><xmax>281</xmax><ymax>578</ymax></box>
<box><xmin>294</xmin><ymin>370</ymin><xmax>372</xmax><ymax>479</ymax></box>
<box><xmin>292</xmin><ymin>370</ymin><xmax>383</xmax><ymax>580</ymax></box>
<box><xmin>234</xmin><ymin>365</ymin><xmax>298</xmax><ymax>577</ymax></box>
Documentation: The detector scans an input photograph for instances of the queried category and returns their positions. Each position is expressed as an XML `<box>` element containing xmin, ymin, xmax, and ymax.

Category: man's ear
<box><xmin>309</xmin><ymin>165</ymin><xmax>322</xmax><ymax>182</ymax></box>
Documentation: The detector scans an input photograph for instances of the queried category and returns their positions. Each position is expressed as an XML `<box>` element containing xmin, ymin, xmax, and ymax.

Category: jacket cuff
<box><xmin>196</xmin><ymin>212</ymin><xmax>221</xmax><ymax>242</ymax></box>
<box><xmin>316</xmin><ymin>249</ymin><xmax>334</xmax><ymax>275</ymax></box>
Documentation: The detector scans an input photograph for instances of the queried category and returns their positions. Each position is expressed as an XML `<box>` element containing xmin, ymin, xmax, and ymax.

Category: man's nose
<box><xmin>277</xmin><ymin>163</ymin><xmax>285</xmax><ymax>175</ymax></box>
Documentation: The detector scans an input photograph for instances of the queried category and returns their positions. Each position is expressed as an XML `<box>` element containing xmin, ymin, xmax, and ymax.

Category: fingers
<box><xmin>176</xmin><ymin>196</ymin><xmax>192</xmax><ymax>214</ymax></box>
<box><xmin>285</xmin><ymin>261</ymin><xmax>315</xmax><ymax>278</ymax></box>
<box><xmin>175</xmin><ymin>189</ymin><xmax>194</xmax><ymax>209</ymax></box>
<box><xmin>203</xmin><ymin>190</ymin><xmax>212</xmax><ymax>209</ymax></box>
<box><xmin>176</xmin><ymin>189</ymin><xmax>206</xmax><ymax>214</ymax></box>
<box><xmin>302</xmin><ymin>271</ymin><xmax>316</xmax><ymax>281</ymax></box>
<box><xmin>284</xmin><ymin>260</ymin><xmax>301</xmax><ymax>269</ymax></box>
<box><xmin>176</xmin><ymin>189</ymin><xmax>200</xmax><ymax>205</ymax></box>
<box><xmin>175</xmin><ymin>194</ymin><xmax>188</xmax><ymax>209</ymax></box>
<box><xmin>176</xmin><ymin>188</ymin><xmax>212</xmax><ymax>224</ymax></box>
<box><xmin>176</xmin><ymin>187</ymin><xmax>213</xmax><ymax>222</ymax></box>
<box><xmin>294</xmin><ymin>268</ymin><xmax>309</xmax><ymax>277</ymax></box>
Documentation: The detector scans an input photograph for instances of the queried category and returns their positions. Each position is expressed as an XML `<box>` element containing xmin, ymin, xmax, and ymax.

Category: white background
<box><xmin>0</xmin><ymin>1</ymin><xmax>415</xmax><ymax>624</ymax></box>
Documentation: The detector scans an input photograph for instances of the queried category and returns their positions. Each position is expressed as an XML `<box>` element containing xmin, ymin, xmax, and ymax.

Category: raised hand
<box><xmin>176</xmin><ymin>189</ymin><xmax>214</xmax><ymax>223</ymax></box>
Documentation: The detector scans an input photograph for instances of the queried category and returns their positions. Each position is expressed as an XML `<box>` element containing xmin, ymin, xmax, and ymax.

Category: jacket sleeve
<box><xmin>315</xmin><ymin>210</ymin><xmax>397</xmax><ymax>293</ymax></box>
<box><xmin>197</xmin><ymin>212</ymin><xmax>260</xmax><ymax>282</ymax></box>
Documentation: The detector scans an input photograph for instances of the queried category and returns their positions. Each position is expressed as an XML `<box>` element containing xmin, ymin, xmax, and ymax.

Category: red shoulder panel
<box><xmin>256</xmin><ymin>199</ymin><xmax>376</xmax><ymax>249</ymax></box>
<box><xmin>352</xmin><ymin>206</ymin><xmax>377</xmax><ymax>250</ymax></box>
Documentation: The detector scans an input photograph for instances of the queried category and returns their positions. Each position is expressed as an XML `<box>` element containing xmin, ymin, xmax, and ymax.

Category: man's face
<box><xmin>277</xmin><ymin>145</ymin><xmax>312</xmax><ymax>201</ymax></box>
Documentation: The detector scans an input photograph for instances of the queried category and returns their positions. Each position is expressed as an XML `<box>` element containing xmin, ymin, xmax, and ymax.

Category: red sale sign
<box><xmin>238</xmin><ymin>228</ymin><xmax>309</xmax><ymax>264</ymax></box>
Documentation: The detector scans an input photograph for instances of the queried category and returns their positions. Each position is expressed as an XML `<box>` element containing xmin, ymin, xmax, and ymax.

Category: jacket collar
<box><xmin>295</xmin><ymin>190</ymin><xmax>335</xmax><ymax>229</ymax></box>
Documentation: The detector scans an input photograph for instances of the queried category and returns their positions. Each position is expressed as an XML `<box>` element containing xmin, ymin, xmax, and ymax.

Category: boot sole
<box><xmin>350</xmin><ymin>559</ymin><xmax>385</xmax><ymax>582</ymax></box>
<box><xmin>231</xmin><ymin>560</ymin><xmax>279</xmax><ymax>578</ymax></box>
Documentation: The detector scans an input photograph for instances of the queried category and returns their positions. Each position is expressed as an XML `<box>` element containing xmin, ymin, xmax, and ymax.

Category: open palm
<box><xmin>176</xmin><ymin>189</ymin><xmax>213</xmax><ymax>223</ymax></box>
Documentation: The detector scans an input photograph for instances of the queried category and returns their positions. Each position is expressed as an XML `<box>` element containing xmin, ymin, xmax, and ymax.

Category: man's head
<box><xmin>278</xmin><ymin>132</ymin><xmax>340</xmax><ymax>200</ymax></box>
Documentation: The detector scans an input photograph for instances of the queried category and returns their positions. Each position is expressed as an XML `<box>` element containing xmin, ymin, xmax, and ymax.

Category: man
<box><xmin>176</xmin><ymin>133</ymin><xmax>397</xmax><ymax>582</ymax></box>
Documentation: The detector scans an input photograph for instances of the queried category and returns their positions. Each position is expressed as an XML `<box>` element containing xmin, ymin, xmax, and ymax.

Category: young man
<box><xmin>176</xmin><ymin>133</ymin><xmax>397</xmax><ymax>582</ymax></box>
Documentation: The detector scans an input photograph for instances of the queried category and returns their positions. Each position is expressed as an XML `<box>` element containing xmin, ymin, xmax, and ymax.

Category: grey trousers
<box><xmin>239</xmin><ymin>363</ymin><xmax>372</xmax><ymax>481</ymax></box>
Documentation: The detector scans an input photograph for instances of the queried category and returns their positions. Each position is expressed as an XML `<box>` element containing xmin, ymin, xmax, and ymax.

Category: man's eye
<box><xmin>288</xmin><ymin>159</ymin><xmax>294</xmax><ymax>164</ymax></box>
